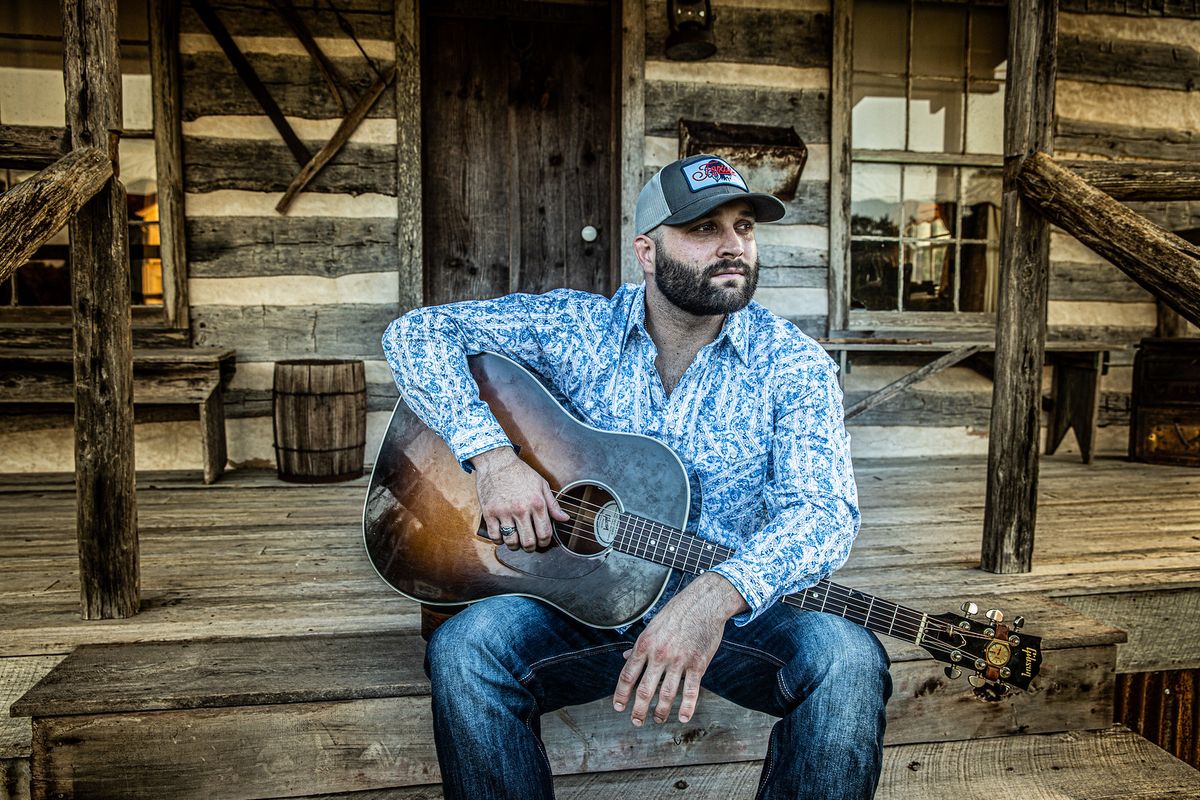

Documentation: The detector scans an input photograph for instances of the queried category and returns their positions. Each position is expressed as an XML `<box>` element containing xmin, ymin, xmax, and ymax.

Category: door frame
<box><xmin>394</xmin><ymin>0</ymin><xmax>644</xmax><ymax>311</ymax></box>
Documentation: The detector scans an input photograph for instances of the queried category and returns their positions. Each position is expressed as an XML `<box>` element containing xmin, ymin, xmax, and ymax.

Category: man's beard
<box><xmin>653</xmin><ymin>249</ymin><xmax>759</xmax><ymax>316</ymax></box>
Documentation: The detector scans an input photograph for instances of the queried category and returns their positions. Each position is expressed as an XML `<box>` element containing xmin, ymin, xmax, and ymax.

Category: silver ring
<box><xmin>499</xmin><ymin>525</ymin><xmax>517</xmax><ymax>536</ymax></box>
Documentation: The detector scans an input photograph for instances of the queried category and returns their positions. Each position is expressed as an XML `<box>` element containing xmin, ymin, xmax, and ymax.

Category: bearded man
<box><xmin>382</xmin><ymin>154</ymin><xmax>892</xmax><ymax>800</ymax></box>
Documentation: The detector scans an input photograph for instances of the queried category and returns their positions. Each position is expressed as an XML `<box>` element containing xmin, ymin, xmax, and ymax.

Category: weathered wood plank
<box><xmin>845</xmin><ymin>345</ymin><xmax>987</xmax><ymax>421</ymax></box>
<box><xmin>186</xmin><ymin>217</ymin><xmax>398</xmax><ymax>277</ymax></box>
<box><xmin>1066</xmin><ymin>160</ymin><xmax>1200</xmax><ymax>201</ymax></box>
<box><xmin>62</xmin><ymin>0</ymin><xmax>140</xmax><ymax>619</ymax></box>
<box><xmin>150</xmin><ymin>0</ymin><xmax>190</xmax><ymax>330</ymax></box>
<box><xmin>1019</xmin><ymin>152</ymin><xmax>1200</xmax><ymax>327</ymax></box>
<box><xmin>644</xmin><ymin>83</ymin><xmax>829</xmax><ymax>141</ymax></box>
<box><xmin>0</xmin><ymin>125</ymin><xmax>66</xmax><ymax>169</ymax></box>
<box><xmin>644</xmin><ymin>6</ymin><xmax>830</xmax><ymax>68</ymax></box>
<box><xmin>1050</xmin><ymin>260</ymin><xmax>1153</xmax><ymax>301</ymax></box>
<box><xmin>1056</xmin><ymin>118</ymin><xmax>1200</xmax><ymax>162</ymax></box>
<box><xmin>1058</xmin><ymin>0</ymin><xmax>1200</xmax><ymax>18</ymax></box>
<box><xmin>181</xmin><ymin>52</ymin><xmax>397</xmax><ymax>120</ymax></box>
<box><xmin>983</xmin><ymin>0</ymin><xmax>1058</xmax><ymax>574</ymax></box>
<box><xmin>190</xmin><ymin>304</ymin><xmax>398</xmax><ymax>360</ymax></box>
<box><xmin>829</xmin><ymin>0</ymin><xmax>852</xmax><ymax>334</ymax></box>
<box><xmin>0</xmin><ymin>758</ymin><xmax>30</xmax><ymax>800</ymax></box>
<box><xmin>0</xmin><ymin>657</ymin><xmax>64</xmax><ymax>759</ymax></box>
<box><xmin>180</xmin><ymin>0</ymin><xmax>394</xmax><ymax>40</ymax></box>
<box><xmin>394</xmin><ymin>0</ymin><xmax>421</xmax><ymax>312</ymax></box>
<box><xmin>0</xmin><ymin>148</ymin><xmax>112</xmax><ymax>286</ymax></box>
<box><xmin>1059</xmin><ymin>34</ymin><xmax>1199</xmax><ymax>92</ymax></box>
<box><xmin>183</xmin><ymin>136</ymin><xmax>397</xmax><ymax>194</ymax></box>
<box><xmin>1064</xmin><ymin>588</ymin><xmax>1200</xmax><ymax>672</ymax></box>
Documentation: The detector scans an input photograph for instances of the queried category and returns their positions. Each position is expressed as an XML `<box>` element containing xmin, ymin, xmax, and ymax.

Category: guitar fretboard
<box><xmin>613</xmin><ymin>512</ymin><xmax>928</xmax><ymax>646</ymax></box>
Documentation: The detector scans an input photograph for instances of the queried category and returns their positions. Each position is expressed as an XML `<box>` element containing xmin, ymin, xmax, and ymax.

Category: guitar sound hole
<box><xmin>554</xmin><ymin>482</ymin><xmax>620</xmax><ymax>558</ymax></box>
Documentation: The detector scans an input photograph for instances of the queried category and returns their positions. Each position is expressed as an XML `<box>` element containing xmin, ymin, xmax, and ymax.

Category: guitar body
<box><xmin>363</xmin><ymin>352</ymin><xmax>687</xmax><ymax>628</ymax></box>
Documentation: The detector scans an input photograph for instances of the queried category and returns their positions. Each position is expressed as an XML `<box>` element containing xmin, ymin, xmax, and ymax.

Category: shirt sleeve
<box><xmin>709</xmin><ymin>350</ymin><xmax>860</xmax><ymax>625</ymax></box>
<box><xmin>381</xmin><ymin>291</ymin><xmax>572</xmax><ymax>471</ymax></box>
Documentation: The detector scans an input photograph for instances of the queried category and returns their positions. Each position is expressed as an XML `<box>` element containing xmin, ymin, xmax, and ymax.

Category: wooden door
<box><xmin>421</xmin><ymin>1</ymin><xmax>614</xmax><ymax>305</ymax></box>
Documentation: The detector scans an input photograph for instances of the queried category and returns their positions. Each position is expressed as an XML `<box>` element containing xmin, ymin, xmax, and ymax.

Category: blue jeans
<box><xmin>424</xmin><ymin>595</ymin><xmax>892</xmax><ymax>799</ymax></box>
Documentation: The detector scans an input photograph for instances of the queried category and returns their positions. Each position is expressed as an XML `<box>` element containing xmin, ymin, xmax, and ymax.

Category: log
<box><xmin>1064</xmin><ymin>161</ymin><xmax>1200</xmax><ymax>202</ymax></box>
<box><xmin>149</xmin><ymin>0</ymin><xmax>189</xmax><ymax>329</ymax></box>
<box><xmin>982</xmin><ymin>0</ymin><xmax>1057</xmax><ymax>575</ymax></box>
<box><xmin>1018</xmin><ymin>152</ymin><xmax>1200</xmax><ymax>329</ymax></box>
<box><xmin>62</xmin><ymin>0</ymin><xmax>140</xmax><ymax>619</ymax></box>
<box><xmin>0</xmin><ymin>124</ymin><xmax>67</xmax><ymax>168</ymax></box>
<box><xmin>0</xmin><ymin>148</ymin><xmax>111</xmax><ymax>285</ymax></box>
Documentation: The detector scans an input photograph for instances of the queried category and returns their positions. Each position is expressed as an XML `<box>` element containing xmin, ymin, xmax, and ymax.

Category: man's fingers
<box><xmin>654</xmin><ymin>668</ymin><xmax>683</xmax><ymax>724</ymax></box>
<box><xmin>678</xmin><ymin>670</ymin><xmax>703</xmax><ymax>724</ymax></box>
<box><xmin>484</xmin><ymin>515</ymin><xmax>502</xmax><ymax>545</ymax></box>
<box><xmin>531</xmin><ymin>503</ymin><xmax>554</xmax><ymax>549</ymax></box>
<box><xmin>630</xmin><ymin>663</ymin><xmax>665</xmax><ymax>727</ymax></box>
<box><xmin>516</xmin><ymin>512</ymin><xmax>538</xmax><ymax>552</ymax></box>
<box><xmin>545</xmin><ymin>485</ymin><xmax>571</xmax><ymax>522</ymax></box>
<box><xmin>499</xmin><ymin>517</ymin><xmax>520</xmax><ymax>550</ymax></box>
<box><xmin>612</xmin><ymin>648</ymin><xmax>645</xmax><ymax>712</ymax></box>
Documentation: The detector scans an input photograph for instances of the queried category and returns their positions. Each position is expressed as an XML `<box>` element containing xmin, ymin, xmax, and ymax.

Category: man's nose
<box><xmin>716</xmin><ymin>226</ymin><xmax>745</xmax><ymax>259</ymax></box>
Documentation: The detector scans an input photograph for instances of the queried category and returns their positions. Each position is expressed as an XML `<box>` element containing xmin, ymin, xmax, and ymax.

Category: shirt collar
<box><xmin>622</xmin><ymin>282</ymin><xmax>751</xmax><ymax>366</ymax></box>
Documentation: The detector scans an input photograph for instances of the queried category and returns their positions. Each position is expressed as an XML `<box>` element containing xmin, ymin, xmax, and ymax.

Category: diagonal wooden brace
<box><xmin>843</xmin><ymin>344</ymin><xmax>988</xmax><ymax>421</ymax></box>
<box><xmin>275</xmin><ymin>65</ymin><xmax>397</xmax><ymax>214</ymax></box>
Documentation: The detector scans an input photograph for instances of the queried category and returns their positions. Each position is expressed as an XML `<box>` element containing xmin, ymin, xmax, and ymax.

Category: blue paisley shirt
<box><xmin>382</xmin><ymin>282</ymin><xmax>860</xmax><ymax>625</ymax></box>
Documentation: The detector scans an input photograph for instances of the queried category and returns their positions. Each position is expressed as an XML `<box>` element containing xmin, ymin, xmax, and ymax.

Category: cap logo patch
<box><xmin>682</xmin><ymin>158</ymin><xmax>748</xmax><ymax>193</ymax></box>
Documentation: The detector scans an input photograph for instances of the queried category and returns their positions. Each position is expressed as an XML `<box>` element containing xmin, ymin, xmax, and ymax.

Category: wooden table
<box><xmin>0</xmin><ymin>347</ymin><xmax>236</xmax><ymax>482</ymax></box>
<box><xmin>820</xmin><ymin>339</ymin><xmax>1118</xmax><ymax>463</ymax></box>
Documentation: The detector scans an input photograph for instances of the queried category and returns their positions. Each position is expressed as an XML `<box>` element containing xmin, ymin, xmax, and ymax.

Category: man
<box><xmin>382</xmin><ymin>154</ymin><xmax>891</xmax><ymax>799</ymax></box>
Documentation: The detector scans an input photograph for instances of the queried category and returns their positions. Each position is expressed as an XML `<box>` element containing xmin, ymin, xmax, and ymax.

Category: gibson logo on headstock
<box><xmin>1022</xmin><ymin>647</ymin><xmax>1038</xmax><ymax>678</ymax></box>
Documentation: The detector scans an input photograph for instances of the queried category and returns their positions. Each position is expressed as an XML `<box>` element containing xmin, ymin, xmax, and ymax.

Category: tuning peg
<box><xmin>967</xmin><ymin>674</ymin><xmax>986</xmax><ymax>688</ymax></box>
<box><xmin>944</xmin><ymin>666</ymin><xmax>962</xmax><ymax>680</ymax></box>
<box><xmin>985</xmin><ymin>609</ymin><xmax>1004</xmax><ymax>623</ymax></box>
<box><xmin>1012</xmin><ymin>616</ymin><xmax>1025</xmax><ymax>629</ymax></box>
<box><xmin>960</xmin><ymin>602</ymin><xmax>979</xmax><ymax>616</ymax></box>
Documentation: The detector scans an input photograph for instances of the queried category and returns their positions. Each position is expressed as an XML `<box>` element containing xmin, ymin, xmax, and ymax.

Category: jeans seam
<box><xmin>719</xmin><ymin>639</ymin><xmax>787</xmax><ymax>669</ymax></box>
<box><xmin>520</xmin><ymin>642</ymin><xmax>629</xmax><ymax>683</ymax></box>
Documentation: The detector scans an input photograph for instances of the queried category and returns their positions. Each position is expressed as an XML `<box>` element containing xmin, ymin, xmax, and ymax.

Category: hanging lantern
<box><xmin>665</xmin><ymin>0</ymin><xmax>717</xmax><ymax>61</ymax></box>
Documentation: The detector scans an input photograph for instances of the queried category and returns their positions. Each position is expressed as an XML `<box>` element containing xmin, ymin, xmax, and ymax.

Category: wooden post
<box><xmin>981</xmin><ymin>0</ymin><xmax>1057</xmax><ymax>574</ymax></box>
<box><xmin>62</xmin><ymin>0</ymin><xmax>140</xmax><ymax>618</ymax></box>
<box><xmin>395</xmin><ymin>0</ymin><xmax>422</xmax><ymax>312</ymax></box>
<box><xmin>149</xmin><ymin>0</ymin><xmax>189</xmax><ymax>330</ymax></box>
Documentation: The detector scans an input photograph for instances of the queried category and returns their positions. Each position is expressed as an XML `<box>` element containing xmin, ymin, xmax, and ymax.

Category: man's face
<box><xmin>652</xmin><ymin>201</ymin><xmax>760</xmax><ymax>316</ymax></box>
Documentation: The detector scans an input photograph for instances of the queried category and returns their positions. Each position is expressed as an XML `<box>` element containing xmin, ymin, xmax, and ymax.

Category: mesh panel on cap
<box><xmin>635</xmin><ymin>169</ymin><xmax>672</xmax><ymax>235</ymax></box>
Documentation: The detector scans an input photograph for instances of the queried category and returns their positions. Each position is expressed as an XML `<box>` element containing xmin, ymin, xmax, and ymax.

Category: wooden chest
<box><xmin>1130</xmin><ymin>338</ymin><xmax>1200</xmax><ymax>466</ymax></box>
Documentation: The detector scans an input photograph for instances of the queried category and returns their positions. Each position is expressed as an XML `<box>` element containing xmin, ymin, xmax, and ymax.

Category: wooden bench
<box><xmin>0</xmin><ymin>347</ymin><xmax>236</xmax><ymax>483</ymax></box>
<box><xmin>821</xmin><ymin>339</ymin><xmax>1120</xmax><ymax>463</ymax></box>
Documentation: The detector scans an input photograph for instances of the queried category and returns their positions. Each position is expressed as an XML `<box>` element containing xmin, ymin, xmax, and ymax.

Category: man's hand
<box><xmin>613</xmin><ymin>572</ymin><xmax>750</xmax><ymax>726</ymax></box>
<box><xmin>473</xmin><ymin>446</ymin><xmax>570</xmax><ymax>552</ymax></box>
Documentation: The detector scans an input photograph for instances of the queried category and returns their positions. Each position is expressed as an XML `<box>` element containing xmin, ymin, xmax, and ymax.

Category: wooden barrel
<box><xmin>273</xmin><ymin>359</ymin><xmax>366</xmax><ymax>483</ymax></box>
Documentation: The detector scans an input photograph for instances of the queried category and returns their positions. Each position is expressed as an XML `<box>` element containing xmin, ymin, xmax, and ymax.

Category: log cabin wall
<box><xmin>178</xmin><ymin>0</ymin><xmax>401</xmax><ymax>468</ymax></box>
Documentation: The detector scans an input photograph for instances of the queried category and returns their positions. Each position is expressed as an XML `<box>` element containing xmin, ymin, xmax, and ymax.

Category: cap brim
<box><xmin>661</xmin><ymin>190</ymin><xmax>786</xmax><ymax>227</ymax></box>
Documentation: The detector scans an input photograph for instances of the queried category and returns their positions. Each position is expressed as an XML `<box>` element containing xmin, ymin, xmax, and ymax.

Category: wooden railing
<box><xmin>0</xmin><ymin>147</ymin><xmax>112</xmax><ymax>284</ymax></box>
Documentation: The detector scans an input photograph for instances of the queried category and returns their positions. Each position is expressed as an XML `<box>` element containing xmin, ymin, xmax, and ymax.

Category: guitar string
<box><xmin>539</xmin><ymin>497</ymin><xmax>1003</xmax><ymax>654</ymax></box>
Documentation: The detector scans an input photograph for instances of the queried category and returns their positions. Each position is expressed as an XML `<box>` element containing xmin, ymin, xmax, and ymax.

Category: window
<box><xmin>0</xmin><ymin>0</ymin><xmax>173</xmax><ymax>320</ymax></box>
<box><xmin>844</xmin><ymin>0</ymin><xmax>1006</xmax><ymax>320</ymax></box>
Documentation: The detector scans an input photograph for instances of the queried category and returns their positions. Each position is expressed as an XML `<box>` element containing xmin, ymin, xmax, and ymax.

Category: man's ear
<box><xmin>633</xmin><ymin>234</ymin><xmax>656</xmax><ymax>277</ymax></box>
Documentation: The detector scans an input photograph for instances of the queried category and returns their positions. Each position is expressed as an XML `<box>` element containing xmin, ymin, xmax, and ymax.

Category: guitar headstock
<box><xmin>919</xmin><ymin>602</ymin><xmax>1043</xmax><ymax>694</ymax></box>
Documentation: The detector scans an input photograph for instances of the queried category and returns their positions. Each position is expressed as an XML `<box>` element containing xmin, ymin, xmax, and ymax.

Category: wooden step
<box><xmin>294</xmin><ymin>726</ymin><xmax>1200</xmax><ymax>800</ymax></box>
<box><xmin>11</xmin><ymin>594</ymin><xmax>1125</xmax><ymax>800</ymax></box>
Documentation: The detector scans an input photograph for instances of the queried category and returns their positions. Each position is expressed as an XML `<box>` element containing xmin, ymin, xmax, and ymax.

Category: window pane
<box><xmin>970</xmin><ymin>6</ymin><xmax>1008</xmax><ymax>80</ymax></box>
<box><xmin>903</xmin><ymin>164</ymin><xmax>957</xmax><ymax>238</ymax></box>
<box><xmin>966</xmin><ymin>81</ymin><xmax>1004</xmax><ymax>154</ymax></box>
<box><xmin>851</xmin><ymin>240</ymin><xmax>900</xmax><ymax>311</ymax></box>
<box><xmin>909</xmin><ymin>78</ymin><xmax>963</xmax><ymax>153</ymax></box>
<box><xmin>903</xmin><ymin>241</ymin><xmax>954</xmax><ymax>311</ymax></box>
<box><xmin>854</xmin><ymin>0</ymin><xmax>907</xmax><ymax>75</ymax></box>
<box><xmin>121</xmin><ymin>138</ymin><xmax>161</xmax><ymax>306</ymax></box>
<box><xmin>912</xmin><ymin>2</ymin><xmax>966</xmax><ymax>78</ymax></box>
<box><xmin>0</xmin><ymin>39</ymin><xmax>66</xmax><ymax>126</ymax></box>
<box><xmin>851</xmin><ymin>163</ymin><xmax>901</xmax><ymax>237</ymax></box>
<box><xmin>960</xmin><ymin>168</ymin><xmax>1002</xmax><ymax>240</ymax></box>
<box><xmin>959</xmin><ymin>242</ymin><xmax>999</xmax><ymax>312</ymax></box>
<box><xmin>852</xmin><ymin>73</ymin><xmax>906</xmax><ymax>150</ymax></box>
<box><xmin>121</xmin><ymin>43</ymin><xmax>152</xmax><ymax>130</ymax></box>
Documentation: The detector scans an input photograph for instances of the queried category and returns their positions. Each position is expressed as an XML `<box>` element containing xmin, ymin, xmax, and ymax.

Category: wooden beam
<box><xmin>982</xmin><ymin>0</ymin><xmax>1057</xmax><ymax>575</ymax></box>
<box><xmin>0</xmin><ymin>148</ymin><xmax>111</xmax><ymax>284</ymax></box>
<box><xmin>266</xmin><ymin>0</ymin><xmax>352</xmax><ymax>116</ymax></box>
<box><xmin>1064</xmin><ymin>160</ymin><xmax>1200</xmax><ymax>202</ymax></box>
<box><xmin>828</xmin><ymin>0</ymin><xmax>852</xmax><ymax>335</ymax></box>
<box><xmin>190</xmin><ymin>0</ymin><xmax>312</xmax><ymax>167</ymax></box>
<box><xmin>149</xmin><ymin>0</ymin><xmax>189</xmax><ymax>330</ymax></box>
<box><xmin>62</xmin><ymin>0</ymin><xmax>140</xmax><ymax>619</ymax></box>
<box><xmin>1018</xmin><ymin>152</ymin><xmax>1200</xmax><ymax>329</ymax></box>
<box><xmin>275</xmin><ymin>65</ymin><xmax>396</xmax><ymax>214</ymax></box>
<box><xmin>843</xmin><ymin>344</ymin><xmax>986</xmax><ymax>421</ymax></box>
<box><xmin>0</xmin><ymin>124</ymin><xmax>67</xmax><ymax>168</ymax></box>
<box><xmin>395</xmin><ymin>0</ymin><xmax>422</xmax><ymax>312</ymax></box>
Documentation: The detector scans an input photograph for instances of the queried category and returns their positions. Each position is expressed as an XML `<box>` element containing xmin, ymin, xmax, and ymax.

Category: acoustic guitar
<box><xmin>363</xmin><ymin>352</ymin><xmax>1044</xmax><ymax>693</ymax></box>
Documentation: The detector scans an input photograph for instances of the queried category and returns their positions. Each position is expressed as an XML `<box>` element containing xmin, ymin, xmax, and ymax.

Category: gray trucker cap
<box><xmin>635</xmin><ymin>153</ymin><xmax>786</xmax><ymax>235</ymax></box>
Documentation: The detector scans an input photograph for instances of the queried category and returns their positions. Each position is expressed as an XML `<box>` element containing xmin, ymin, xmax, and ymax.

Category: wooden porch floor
<box><xmin>3</xmin><ymin>454</ymin><xmax>1199</xmax><ymax>663</ymax></box>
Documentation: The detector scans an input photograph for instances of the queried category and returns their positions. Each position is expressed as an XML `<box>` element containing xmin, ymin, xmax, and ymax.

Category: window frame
<box><xmin>830</xmin><ymin>0</ymin><xmax>1005</xmax><ymax>336</ymax></box>
<box><xmin>0</xmin><ymin>0</ymin><xmax>189</xmax><ymax>335</ymax></box>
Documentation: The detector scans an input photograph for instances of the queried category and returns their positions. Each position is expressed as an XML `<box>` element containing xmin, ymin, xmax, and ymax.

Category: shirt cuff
<box><xmin>709</xmin><ymin>560</ymin><xmax>777</xmax><ymax>626</ymax></box>
<box><xmin>450</xmin><ymin>424</ymin><xmax>514</xmax><ymax>474</ymax></box>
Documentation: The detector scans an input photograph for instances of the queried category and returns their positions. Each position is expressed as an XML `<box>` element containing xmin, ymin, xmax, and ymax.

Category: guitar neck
<box><xmin>613</xmin><ymin>512</ymin><xmax>928</xmax><ymax>647</ymax></box>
